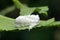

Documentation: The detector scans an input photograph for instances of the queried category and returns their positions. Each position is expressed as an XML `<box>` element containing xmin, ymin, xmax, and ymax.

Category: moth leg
<box><xmin>28</xmin><ymin>23</ymin><xmax>37</xmax><ymax>31</ymax></box>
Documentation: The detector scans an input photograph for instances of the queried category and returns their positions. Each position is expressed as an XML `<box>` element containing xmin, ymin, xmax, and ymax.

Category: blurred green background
<box><xmin>0</xmin><ymin>0</ymin><xmax>60</xmax><ymax>40</ymax></box>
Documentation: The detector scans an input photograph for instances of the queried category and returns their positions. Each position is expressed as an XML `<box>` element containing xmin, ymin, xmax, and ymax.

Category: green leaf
<box><xmin>0</xmin><ymin>0</ymin><xmax>60</xmax><ymax>32</ymax></box>
<box><xmin>49</xmin><ymin>21</ymin><xmax>60</xmax><ymax>27</ymax></box>
<box><xmin>13</xmin><ymin>0</ymin><xmax>36</xmax><ymax>16</ymax></box>
<box><xmin>0</xmin><ymin>15</ymin><xmax>16</xmax><ymax>31</ymax></box>
<box><xmin>20</xmin><ymin>7</ymin><xmax>36</xmax><ymax>16</ymax></box>
<box><xmin>0</xmin><ymin>6</ymin><xmax>15</xmax><ymax>15</ymax></box>
<box><xmin>13</xmin><ymin>0</ymin><xmax>24</xmax><ymax>9</ymax></box>
<box><xmin>13</xmin><ymin>0</ymin><xmax>49</xmax><ymax>16</ymax></box>
<box><xmin>37</xmin><ymin>18</ymin><xmax>55</xmax><ymax>27</ymax></box>
<box><xmin>0</xmin><ymin>15</ymin><xmax>60</xmax><ymax>31</ymax></box>
<box><xmin>36</xmin><ymin>6</ymin><xmax>49</xmax><ymax>17</ymax></box>
<box><xmin>0</xmin><ymin>15</ymin><xmax>30</xmax><ymax>31</ymax></box>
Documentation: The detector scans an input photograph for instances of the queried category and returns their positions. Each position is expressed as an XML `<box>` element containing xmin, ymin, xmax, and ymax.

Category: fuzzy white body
<box><xmin>15</xmin><ymin>15</ymin><xmax>40</xmax><ymax>30</ymax></box>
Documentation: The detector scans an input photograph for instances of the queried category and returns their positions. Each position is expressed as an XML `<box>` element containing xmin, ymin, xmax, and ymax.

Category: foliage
<box><xmin>0</xmin><ymin>0</ymin><xmax>60</xmax><ymax>31</ymax></box>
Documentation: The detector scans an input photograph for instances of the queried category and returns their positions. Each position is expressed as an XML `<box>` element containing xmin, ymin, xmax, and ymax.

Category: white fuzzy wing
<box><xmin>15</xmin><ymin>15</ymin><xmax>40</xmax><ymax>30</ymax></box>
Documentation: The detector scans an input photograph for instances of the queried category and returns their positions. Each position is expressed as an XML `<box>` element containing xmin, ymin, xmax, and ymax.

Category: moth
<box><xmin>15</xmin><ymin>14</ymin><xmax>40</xmax><ymax>31</ymax></box>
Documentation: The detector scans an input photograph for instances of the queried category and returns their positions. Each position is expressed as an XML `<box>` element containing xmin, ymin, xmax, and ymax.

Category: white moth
<box><xmin>15</xmin><ymin>15</ymin><xmax>40</xmax><ymax>31</ymax></box>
